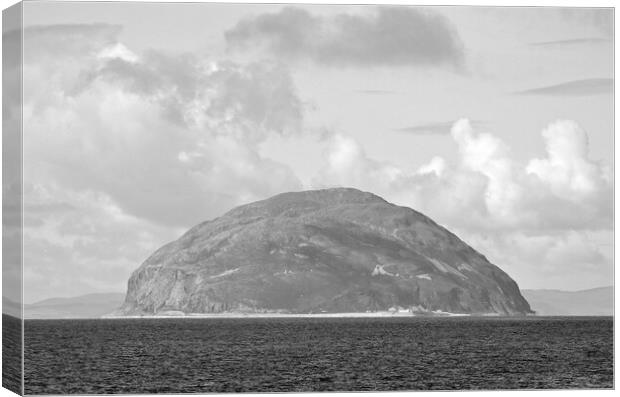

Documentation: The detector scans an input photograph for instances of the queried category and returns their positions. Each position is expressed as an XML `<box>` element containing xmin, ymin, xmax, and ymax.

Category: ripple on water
<box><xmin>24</xmin><ymin>316</ymin><xmax>613</xmax><ymax>393</ymax></box>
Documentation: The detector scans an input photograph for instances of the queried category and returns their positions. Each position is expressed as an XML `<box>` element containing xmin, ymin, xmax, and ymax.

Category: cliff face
<box><xmin>119</xmin><ymin>188</ymin><xmax>532</xmax><ymax>315</ymax></box>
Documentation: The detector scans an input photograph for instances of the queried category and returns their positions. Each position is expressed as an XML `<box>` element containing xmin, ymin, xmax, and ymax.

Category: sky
<box><xmin>7</xmin><ymin>2</ymin><xmax>613</xmax><ymax>303</ymax></box>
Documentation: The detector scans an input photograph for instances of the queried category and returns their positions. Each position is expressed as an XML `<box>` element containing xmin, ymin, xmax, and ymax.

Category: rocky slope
<box><xmin>119</xmin><ymin>188</ymin><xmax>532</xmax><ymax>316</ymax></box>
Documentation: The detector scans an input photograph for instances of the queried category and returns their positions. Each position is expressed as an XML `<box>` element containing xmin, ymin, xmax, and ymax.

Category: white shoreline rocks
<box><xmin>102</xmin><ymin>310</ymin><xmax>502</xmax><ymax>319</ymax></box>
<box><xmin>116</xmin><ymin>188</ymin><xmax>533</xmax><ymax>317</ymax></box>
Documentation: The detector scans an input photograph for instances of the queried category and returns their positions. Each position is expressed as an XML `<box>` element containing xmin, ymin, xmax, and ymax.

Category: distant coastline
<box><xmin>13</xmin><ymin>285</ymin><xmax>613</xmax><ymax>319</ymax></box>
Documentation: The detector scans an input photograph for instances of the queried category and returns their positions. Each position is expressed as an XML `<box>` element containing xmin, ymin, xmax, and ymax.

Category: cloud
<box><xmin>225</xmin><ymin>6</ymin><xmax>463</xmax><ymax>68</ymax></box>
<box><xmin>416</xmin><ymin>156</ymin><xmax>446</xmax><ymax>177</ymax></box>
<box><xmin>526</xmin><ymin>120</ymin><xmax>611</xmax><ymax>199</ymax></box>
<box><xmin>23</xmin><ymin>24</ymin><xmax>304</xmax><ymax>228</ymax></box>
<box><xmin>394</xmin><ymin>119</ymin><xmax>485</xmax><ymax>135</ymax></box>
<box><xmin>450</xmin><ymin>119</ymin><xmax>525</xmax><ymax>224</ymax></box>
<box><xmin>314</xmin><ymin>118</ymin><xmax>612</xmax><ymax>234</ymax></box>
<box><xmin>460</xmin><ymin>230</ymin><xmax>612</xmax><ymax>291</ymax></box>
<box><xmin>91</xmin><ymin>55</ymin><xmax>303</xmax><ymax>139</ymax></box>
<box><xmin>515</xmin><ymin>78</ymin><xmax>613</xmax><ymax>96</ymax></box>
<box><xmin>529</xmin><ymin>38</ymin><xmax>610</xmax><ymax>48</ymax></box>
<box><xmin>22</xmin><ymin>183</ymin><xmax>182</xmax><ymax>303</ymax></box>
<box><xmin>313</xmin><ymin>134</ymin><xmax>405</xmax><ymax>192</ymax></box>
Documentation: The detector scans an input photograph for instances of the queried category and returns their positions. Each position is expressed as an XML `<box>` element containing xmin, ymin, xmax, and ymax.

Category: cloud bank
<box><xmin>225</xmin><ymin>6</ymin><xmax>463</xmax><ymax>68</ymax></box>
<box><xmin>317</xmin><ymin>119</ymin><xmax>612</xmax><ymax>233</ymax></box>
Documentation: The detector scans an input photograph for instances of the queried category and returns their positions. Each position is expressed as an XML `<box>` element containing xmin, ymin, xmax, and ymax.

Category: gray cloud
<box><xmin>514</xmin><ymin>78</ymin><xmax>613</xmax><ymax>97</ymax></box>
<box><xmin>92</xmin><ymin>56</ymin><xmax>303</xmax><ymax>138</ymax></box>
<box><xmin>530</xmin><ymin>38</ymin><xmax>610</xmax><ymax>48</ymax></box>
<box><xmin>225</xmin><ymin>6</ymin><xmax>463</xmax><ymax>68</ymax></box>
<box><xmin>395</xmin><ymin>119</ymin><xmax>485</xmax><ymax>135</ymax></box>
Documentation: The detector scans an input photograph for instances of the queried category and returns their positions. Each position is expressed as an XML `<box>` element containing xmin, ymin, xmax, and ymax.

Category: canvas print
<box><xmin>2</xmin><ymin>1</ymin><xmax>614</xmax><ymax>394</ymax></box>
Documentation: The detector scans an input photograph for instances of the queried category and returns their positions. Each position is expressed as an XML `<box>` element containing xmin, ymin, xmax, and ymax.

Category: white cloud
<box><xmin>314</xmin><ymin>133</ymin><xmax>404</xmax><ymax>191</ymax></box>
<box><xmin>450</xmin><ymin>119</ymin><xmax>524</xmax><ymax>225</ymax></box>
<box><xmin>416</xmin><ymin>156</ymin><xmax>446</xmax><ymax>177</ymax></box>
<box><xmin>97</xmin><ymin>43</ymin><xmax>139</xmax><ymax>63</ymax></box>
<box><xmin>526</xmin><ymin>120</ymin><xmax>611</xmax><ymax>199</ymax></box>
<box><xmin>315</xmin><ymin>118</ymin><xmax>611</xmax><ymax>234</ymax></box>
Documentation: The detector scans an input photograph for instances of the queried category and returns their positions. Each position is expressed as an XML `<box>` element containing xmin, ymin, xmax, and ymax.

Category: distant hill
<box><xmin>24</xmin><ymin>293</ymin><xmax>125</xmax><ymax>319</ymax></box>
<box><xmin>3</xmin><ymin>296</ymin><xmax>22</xmax><ymax>318</ymax></box>
<box><xmin>521</xmin><ymin>286</ymin><xmax>613</xmax><ymax>316</ymax></box>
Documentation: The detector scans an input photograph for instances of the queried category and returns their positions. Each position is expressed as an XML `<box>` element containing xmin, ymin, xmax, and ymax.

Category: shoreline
<box><xmin>103</xmin><ymin>311</ymin><xmax>476</xmax><ymax>319</ymax></box>
<box><xmin>21</xmin><ymin>310</ymin><xmax>549</xmax><ymax>320</ymax></box>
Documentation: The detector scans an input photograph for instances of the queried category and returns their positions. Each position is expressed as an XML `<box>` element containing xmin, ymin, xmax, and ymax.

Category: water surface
<box><xmin>24</xmin><ymin>316</ymin><xmax>613</xmax><ymax>394</ymax></box>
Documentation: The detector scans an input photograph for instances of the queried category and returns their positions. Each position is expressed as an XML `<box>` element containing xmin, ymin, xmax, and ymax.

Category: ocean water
<box><xmin>24</xmin><ymin>316</ymin><xmax>612</xmax><ymax>394</ymax></box>
<box><xmin>2</xmin><ymin>314</ymin><xmax>23</xmax><ymax>394</ymax></box>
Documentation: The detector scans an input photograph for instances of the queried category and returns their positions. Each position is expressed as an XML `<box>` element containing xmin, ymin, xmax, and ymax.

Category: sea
<box><xmin>2</xmin><ymin>314</ymin><xmax>22</xmax><ymax>394</ymax></box>
<box><xmin>23</xmin><ymin>316</ymin><xmax>613</xmax><ymax>394</ymax></box>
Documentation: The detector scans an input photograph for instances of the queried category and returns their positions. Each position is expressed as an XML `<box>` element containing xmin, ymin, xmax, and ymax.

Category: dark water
<box><xmin>24</xmin><ymin>317</ymin><xmax>612</xmax><ymax>394</ymax></box>
<box><xmin>2</xmin><ymin>314</ymin><xmax>23</xmax><ymax>394</ymax></box>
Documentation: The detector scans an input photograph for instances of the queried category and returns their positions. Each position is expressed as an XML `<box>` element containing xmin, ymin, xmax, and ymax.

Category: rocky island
<box><xmin>117</xmin><ymin>188</ymin><xmax>532</xmax><ymax>316</ymax></box>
